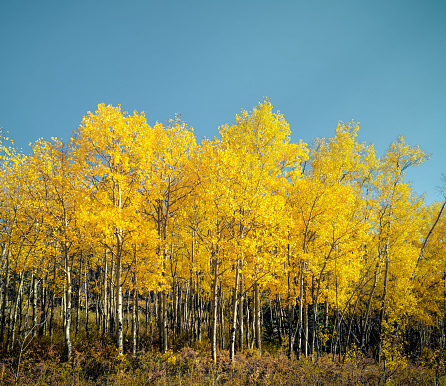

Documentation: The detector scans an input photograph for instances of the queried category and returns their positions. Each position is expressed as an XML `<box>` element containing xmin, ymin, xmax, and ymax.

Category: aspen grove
<box><xmin>0</xmin><ymin>100</ymin><xmax>445</xmax><ymax>367</ymax></box>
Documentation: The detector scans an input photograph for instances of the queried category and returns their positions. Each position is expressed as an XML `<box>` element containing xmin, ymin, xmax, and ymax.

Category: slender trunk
<box><xmin>229</xmin><ymin>260</ymin><xmax>240</xmax><ymax>362</ymax></box>
<box><xmin>9</xmin><ymin>271</ymin><xmax>25</xmax><ymax>351</ymax></box>
<box><xmin>39</xmin><ymin>273</ymin><xmax>47</xmax><ymax>336</ymax></box>
<box><xmin>333</xmin><ymin>256</ymin><xmax>341</xmax><ymax>361</ymax></box>
<box><xmin>197</xmin><ymin>292</ymin><xmax>202</xmax><ymax>342</ymax></box>
<box><xmin>152</xmin><ymin>292</ymin><xmax>157</xmax><ymax>346</ymax></box>
<box><xmin>324</xmin><ymin>301</ymin><xmax>329</xmax><ymax>353</ymax></box>
<box><xmin>102</xmin><ymin>249</ymin><xmax>108</xmax><ymax>335</ymax></box>
<box><xmin>95</xmin><ymin>289</ymin><xmax>99</xmax><ymax>332</ymax></box>
<box><xmin>288</xmin><ymin>302</ymin><xmax>294</xmax><ymax>359</ymax></box>
<box><xmin>346</xmin><ymin>294</ymin><xmax>360</xmax><ymax>351</ymax></box>
<box><xmin>49</xmin><ymin>264</ymin><xmax>56</xmax><ymax>338</ymax></box>
<box><xmin>145</xmin><ymin>295</ymin><xmax>149</xmax><ymax>337</ymax></box>
<box><xmin>64</xmin><ymin>248</ymin><xmax>72</xmax><ymax>360</ymax></box>
<box><xmin>238</xmin><ymin>273</ymin><xmax>244</xmax><ymax>352</ymax></box>
<box><xmin>32</xmin><ymin>269</ymin><xmax>38</xmax><ymax>338</ymax></box>
<box><xmin>324</xmin><ymin>301</ymin><xmax>329</xmax><ymax>328</ymax></box>
<box><xmin>276</xmin><ymin>295</ymin><xmax>283</xmax><ymax>346</ymax></box>
<box><xmin>126</xmin><ymin>289</ymin><xmax>130</xmax><ymax>335</ymax></box>
<box><xmin>183</xmin><ymin>286</ymin><xmax>188</xmax><ymax>335</ymax></box>
<box><xmin>85</xmin><ymin>265</ymin><xmax>89</xmax><ymax>337</ymax></box>
<box><xmin>76</xmin><ymin>255</ymin><xmax>83</xmax><ymax>337</ymax></box>
<box><xmin>132</xmin><ymin>284</ymin><xmax>138</xmax><ymax>355</ymax></box>
<box><xmin>211</xmin><ymin>257</ymin><xmax>219</xmax><ymax>362</ymax></box>
<box><xmin>157</xmin><ymin>289</ymin><xmax>167</xmax><ymax>353</ymax></box>
<box><xmin>378</xmin><ymin>254</ymin><xmax>389</xmax><ymax>360</ymax></box>
<box><xmin>61</xmin><ymin>285</ymin><xmax>65</xmax><ymax>332</ymax></box>
<box><xmin>287</xmin><ymin>244</ymin><xmax>293</xmax><ymax>358</ymax></box>
<box><xmin>18</xmin><ymin>281</ymin><xmax>25</xmax><ymax>342</ymax></box>
<box><xmin>158</xmin><ymin>290</ymin><xmax>167</xmax><ymax>353</ymax></box>
<box><xmin>249</xmin><ymin>294</ymin><xmax>254</xmax><ymax>348</ymax></box>
<box><xmin>413</xmin><ymin>200</ymin><xmax>446</xmax><ymax>279</ymax></box>
<box><xmin>175</xmin><ymin>281</ymin><xmax>180</xmax><ymax>338</ymax></box>
<box><xmin>0</xmin><ymin>249</ymin><xmax>10</xmax><ymax>344</ymax></box>
<box><xmin>304</xmin><ymin>303</ymin><xmax>309</xmax><ymax>357</ymax></box>
<box><xmin>219</xmin><ymin>287</ymin><xmax>225</xmax><ymax>349</ymax></box>
<box><xmin>115</xmin><ymin>248</ymin><xmax>123</xmax><ymax>356</ymax></box>
<box><xmin>297</xmin><ymin>264</ymin><xmax>305</xmax><ymax>359</ymax></box>
<box><xmin>26</xmin><ymin>274</ymin><xmax>32</xmax><ymax>330</ymax></box>
<box><xmin>362</xmin><ymin>263</ymin><xmax>379</xmax><ymax>348</ymax></box>
<box><xmin>254</xmin><ymin>281</ymin><xmax>261</xmax><ymax>354</ymax></box>
<box><xmin>157</xmin><ymin>244</ymin><xmax>168</xmax><ymax>353</ymax></box>
<box><xmin>109</xmin><ymin>256</ymin><xmax>115</xmax><ymax>333</ymax></box>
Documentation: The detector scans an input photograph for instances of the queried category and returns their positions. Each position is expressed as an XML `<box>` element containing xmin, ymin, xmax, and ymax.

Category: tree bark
<box><xmin>362</xmin><ymin>263</ymin><xmax>379</xmax><ymax>348</ymax></box>
<box><xmin>297</xmin><ymin>264</ymin><xmax>305</xmax><ymax>359</ymax></box>
<box><xmin>229</xmin><ymin>260</ymin><xmax>240</xmax><ymax>361</ymax></box>
<box><xmin>238</xmin><ymin>273</ymin><xmax>244</xmax><ymax>352</ymax></box>
<box><xmin>102</xmin><ymin>249</ymin><xmax>108</xmax><ymax>335</ymax></box>
<box><xmin>211</xmin><ymin>257</ymin><xmax>219</xmax><ymax>362</ymax></box>
<box><xmin>39</xmin><ymin>273</ymin><xmax>47</xmax><ymax>336</ymax></box>
<box><xmin>9</xmin><ymin>270</ymin><xmax>25</xmax><ymax>351</ymax></box>
<box><xmin>32</xmin><ymin>269</ymin><xmax>38</xmax><ymax>338</ymax></box>
<box><xmin>64</xmin><ymin>247</ymin><xmax>72</xmax><ymax>360</ymax></box>
<box><xmin>254</xmin><ymin>281</ymin><xmax>261</xmax><ymax>354</ymax></box>
<box><xmin>0</xmin><ymin>249</ymin><xmax>10</xmax><ymax>344</ymax></box>
<box><xmin>75</xmin><ymin>255</ymin><xmax>83</xmax><ymax>338</ymax></box>
<box><xmin>132</xmin><ymin>282</ymin><xmax>138</xmax><ymax>355</ymax></box>
<box><xmin>115</xmin><ymin>246</ymin><xmax>123</xmax><ymax>356</ymax></box>
<box><xmin>85</xmin><ymin>265</ymin><xmax>89</xmax><ymax>337</ymax></box>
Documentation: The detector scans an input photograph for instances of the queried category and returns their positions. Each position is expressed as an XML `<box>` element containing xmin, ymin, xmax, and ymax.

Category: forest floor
<box><xmin>1</xmin><ymin>335</ymin><xmax>445</xmax><ymax>385</ymax></box>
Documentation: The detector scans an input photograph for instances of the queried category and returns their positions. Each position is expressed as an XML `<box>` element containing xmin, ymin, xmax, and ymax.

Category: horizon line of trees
<box><xmin>0</xmin><ymin>100</ymin><xmax>445</xmax><ymax>365</ymax></box>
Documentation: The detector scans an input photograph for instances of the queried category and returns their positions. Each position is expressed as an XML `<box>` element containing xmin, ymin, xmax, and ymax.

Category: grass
<box><xmin>1</xmin><ymin>310</ymin><xmax>445</xmax><ymax>385</ymax></box>
<box><xmin>1</xmin><ymin>335</ymin><xmax>445</xmax><ymax>385</ymax></box>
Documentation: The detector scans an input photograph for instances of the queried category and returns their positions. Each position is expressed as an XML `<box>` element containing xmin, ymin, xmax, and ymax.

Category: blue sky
<box><xmin>1</xmin><ymin>0</ymin><xmax>445</xmax><ymax>203</ymax></box>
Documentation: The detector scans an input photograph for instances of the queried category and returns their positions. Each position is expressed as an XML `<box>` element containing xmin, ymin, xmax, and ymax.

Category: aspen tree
<box><xmin>28</xmin><ymin>138</ymin><xmax>80</xmax><ymax>359</ymax></box>
<box><xmin>70</xmin><ymin>104</ymin><xmax>150</xmax><ymax>356</ymax></box>
<box><xmin>0</xmin><ymin>151</ymin><xmax>45</xmax><ymax>351</ymax></box>
<box><xmin>216</xmin><ymin>100</ymin><xmax>308</xmax><ymax>360</ymax></box>
<box><xmin>369</xmin><ymin>137</ymin><xmax>428</xmax><ymax>358</ymax></box>
<box><xmin>281</xmin><ymin>122</ymin><xmax>375</xmax><ymax>358</ymax></box>
<box><xmin>188</xmin><ymin>138</ymin><xmax>228</xmax><ymax>362</ymax></box>
<box><xmin>137</xmin><ymin>115</ymin><xmax>196</xmax><ymax>352</ymax></box>
<box><xmin>411</xmin><ymin>201</ymin><xmax>446</xmax><ymax>330</ymax></box>
<box><xmin>0</xmin><ymin>139</ymin><xmax>22</xmax><ymax>344</ymax></box>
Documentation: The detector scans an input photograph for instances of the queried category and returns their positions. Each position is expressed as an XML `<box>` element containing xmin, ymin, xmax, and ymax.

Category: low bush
<box><xmin>0</xmin><ymin>339</ymin><xmax>444</xmax><ymax>385</ymax></box>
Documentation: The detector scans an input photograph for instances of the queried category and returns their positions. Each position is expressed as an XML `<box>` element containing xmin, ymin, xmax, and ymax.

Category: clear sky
<box><xmin>1</xmin><ymin>0</ymin><xmax>445</xmax><ymax>203</ymax></box>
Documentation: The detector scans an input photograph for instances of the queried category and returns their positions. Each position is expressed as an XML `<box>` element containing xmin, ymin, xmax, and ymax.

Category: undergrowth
<box><xmin>1</xmin><ymin>336</ymin><xmax>445</xmax><ymax>385</ymax></box>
